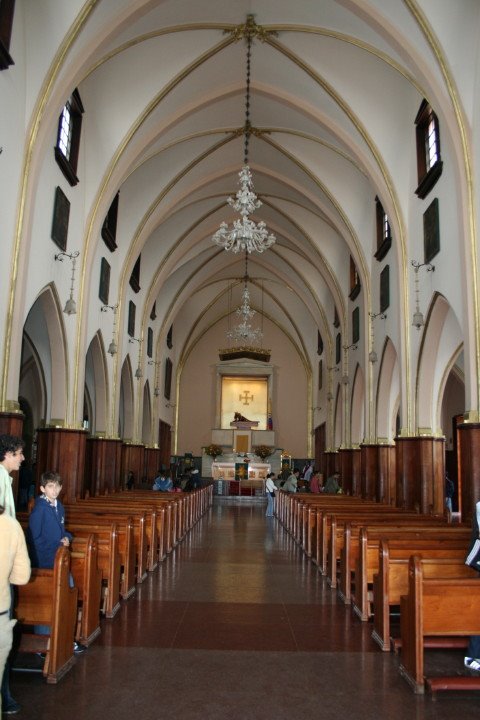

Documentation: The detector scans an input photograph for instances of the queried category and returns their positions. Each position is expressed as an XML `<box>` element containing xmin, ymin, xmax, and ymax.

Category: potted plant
<box><xmin>253</xmin><ymin>445</ymin><xmax>274</xmax><ymax>460</ymax></box>
<box><xmin>204</xmin><ymin>444</ymin><xmax>223</xmax><ymax>460</ymax></box>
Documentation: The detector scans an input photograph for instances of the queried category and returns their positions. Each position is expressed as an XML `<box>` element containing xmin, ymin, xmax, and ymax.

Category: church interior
<box><xmin>2</xmin><ymin>1</ymin><xmax>480</xmax><ymax>716</ymax></box>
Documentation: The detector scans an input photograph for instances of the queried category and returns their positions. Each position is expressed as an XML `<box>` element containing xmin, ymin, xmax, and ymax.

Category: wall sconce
<box><xmin>411</xmin><ymin>260</ymin><xmax>435</xmax><ymax>329</ymax></box>
<box><xmin>148</xmin><ymin>359</ymin><xmax>161</xmax><ymax>397</ymax></box>
<box><xmin>368</xmin><ymin>311</ymin><xmax>387</xmax><ymax>363</ymax></box>
<box><xmin>55</xmin><ymin>250</ymin><xmax>80</xmax><ymax>315</ymax></box>
<box><xmin>327</xmin><ymin>365</ymin><xmax>339</xmax><ymax>373</ymax></box>
<box><xmin>312</xmin><ymin>406</ymin><xmax>322</xmax><ymax>412</ymax></box>
<box><xmin>343</xmin><ymin>343</ymin><xmax>358</xmax><ymax>352</ymax></box>
<box><xmin>129</xmin><ymin>337</ymin><xmax>143</xmax><ymax>379</ymax></box>
<box><xmin>165</xmin><ymin>402</ymin><xmax>176</xmax><ymax>409</ymax></box>
<box><xmin>101</xmin><ymin>303</ymin><xmax>119</xmax><ymax>356</ymax></box>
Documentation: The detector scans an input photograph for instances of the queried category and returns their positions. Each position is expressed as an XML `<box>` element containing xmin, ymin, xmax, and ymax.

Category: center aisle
<box><xmin>16</xmin><ymin>498</ymin><xmax>478</xmax><ymax>719</ymax></box>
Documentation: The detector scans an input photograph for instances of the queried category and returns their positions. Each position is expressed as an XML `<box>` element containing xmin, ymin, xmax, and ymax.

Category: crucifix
<box><xmin>239</xmin><ymin>390</ymin><xmax>254</xmax><ymax>406</ymax></box>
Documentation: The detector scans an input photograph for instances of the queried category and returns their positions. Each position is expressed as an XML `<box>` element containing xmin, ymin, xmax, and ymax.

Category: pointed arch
<box><xmin>417</xmin><ymin>293</ymin><xmax>463</xmax><ymax>434</ymax></box>
<box><xmin>376</xmin><ymin>337</ymin><xmax>399</xmax><ymax>442</ymax></box>
<box><xmin>85</xmin><ymin>331</ymin><xmax>109</xmax><ymax>435</ymax></box>
<box><xmin>142</xmin><ymin>380</ymin><xmax>152</xmax><ymax>445</ymax></box>
<box><xmin>350</xmin><ymin>363</ymin><xmax>365</xmax><ymax>445</ymax></box>
<box><xmin>119</xmin><ymin>355</ymin><xmax>134</xmax><ymax>441</ymax></box>
<box><xmin>22</xmin><ymin>283</ymin><xmax>68</xmax><ymax>423</ymax></box>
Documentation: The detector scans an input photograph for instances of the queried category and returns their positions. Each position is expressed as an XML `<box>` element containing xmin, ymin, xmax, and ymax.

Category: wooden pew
<box><xmin>372</xmin><ymin>539</ymin><xmax>473</xmax><ymax>651</ymax></box>
<box><xmin>67</xmin><ymin>518</ymin><xmax>135</xmax><ymax>602</ymax></box>
<box><xmin>14</xmin><ymin>547</ymin><xmax>78</xmax><ymax>684</ymax></box>
<box><xmin>67</xmin><ymin>504</ymin><xmax>150</xmax><ymax>580</ymax></box>
<box><xmin>70</xmin><ymin>533</ymin><xmax>103</xmax><ymax>646</ymax></box>
<box><xmin>399</xmin><ymin>555</ymin><xmax>480</xmax><ymax>694</ymax></box>
<box><xmin>351</xmin><ymin>525</ymin><xmax>471</xmax><ymax>621</ymax></box>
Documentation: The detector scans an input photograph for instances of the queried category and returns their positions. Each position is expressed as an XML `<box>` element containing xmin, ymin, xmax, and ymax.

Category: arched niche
<box><xmin>119</xmin><ymin>355</ymin><xmax>134</xmax><ymax>441</ymax></box>
<box><xmin>142</xmin><ymin>380</ymin><xmax>152</xmax><ymax>445</ymax></box>
<box><xmin>21</xmin><ymin>283</ymin><xmax>68</xmax><ymax>424</ymax></box>
<box><xmin>350</xmin><ymin>363</ymin><xmax>365</xmax><ymax>445</ymax></box>
<box><xmin>84</xmin><ymin>331</ymin><xmax>109</xmax><ymax>435</ymax></box>
<box><xmin>417</xmin><ymin>293</ymin><xmax>463</xmax><ymax>434</ymax></box>
<box><xmin>376</xmin><ymin>337</ymin><xmax>399</xmax><ymax>442</ymax></box>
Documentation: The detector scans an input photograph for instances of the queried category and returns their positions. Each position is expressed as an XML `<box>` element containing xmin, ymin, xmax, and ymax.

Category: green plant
<box><xmin>253</xmin><ymin>445</ymin><xmax>274</xmax><ymax>460</ymax></box>
<box><xmin>204</xmin><ymin>444</ymin><xmax>223</xmax><ymax>458</ymax></box>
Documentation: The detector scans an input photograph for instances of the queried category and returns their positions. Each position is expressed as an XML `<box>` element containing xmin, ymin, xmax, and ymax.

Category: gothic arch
<box><xmin>142</xmin><ymin>380</ymin><xmax>152</xmax><ymax>445</ymax></box>
<box><xmin>376</xmin><ymin>337</ymin><xmax>399</xmax><ymax>442</ymax></box>
<box><xmin>417</xmin><ymin>293</ymin><xmax>463</xmax><ymax>434</ymax></box>
<box><xmin>85</xmin><ymin>331</ymin><xmax>109</xmax><ymax>435</ymax></box>
<box><xmin>350</xmin><ymin>363</ymin><xmax>365</xmax><ymax>445</ymax></box>
<box><xmin>22</xmin><ymin>283</ymin><xmax>68</xmax><ymax>423</ymax></box>
<box><xmin>119</xmin><ymin>355</ymin><xmax>134</xmax><ymax>441</ymax></box>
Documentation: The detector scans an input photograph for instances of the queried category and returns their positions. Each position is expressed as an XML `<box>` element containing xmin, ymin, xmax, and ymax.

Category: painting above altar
<box><xmin>221</xmin><ymin>376</ymin><xmax>267</xmax><ymax>430</ymax></box>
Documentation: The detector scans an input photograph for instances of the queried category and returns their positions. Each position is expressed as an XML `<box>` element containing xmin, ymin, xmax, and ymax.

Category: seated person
<box><xmin>323</xmin><ymin>471</ymin><xmax>342</xmax><ymax>494</ymax></box>
<box><xmin>309</xmin><ymin>471</ymin><xmax>323</xmax><ymax>494</ymax></box>
<box><xmin>283</xmin><ymin>469</ymin><xmax>299</xmax><ymax>493</ymax></box>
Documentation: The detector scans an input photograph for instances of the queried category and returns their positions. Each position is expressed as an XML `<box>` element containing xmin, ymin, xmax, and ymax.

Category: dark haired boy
<box><xmin>0</xmin><ymin>435</ymin><xmax>25</xmax><ymax>518</ymax></box>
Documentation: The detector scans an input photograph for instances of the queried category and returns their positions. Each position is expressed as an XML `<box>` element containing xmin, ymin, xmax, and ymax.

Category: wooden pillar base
<box><xmin>457</xmin><ymin>422</ymin><xmax>480</xmax><ymax>523</ymax></box>
<box><xmin>121</xmin><ymin>443</ymin><xmax>145</xmax><ymax>490</ymax></box>
<box><xmin>36</xmin><ymin>428</ymin><xmax>88</xmax><ymax>502</ymax></box>
<box><xmin>339</xmin><ymin>448</ymin><xmax>361</xmax><ymax>496</ymax></box>
<box><xmin>395</xmin><ymin>436</ymin><xmax>445</xmax><ymax>514</ymax></box>
<box><xmin>360</xmin><ymin>444</ymin><xmax>378</xmax><ymax>500</ymax></box>
<box><xmin>85</xmin><ymin>437</ymin><xmax>123</xmax><ymax>496</ymax></box>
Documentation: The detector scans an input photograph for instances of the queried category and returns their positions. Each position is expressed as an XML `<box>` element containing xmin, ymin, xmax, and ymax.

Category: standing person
<box><xmin>265</xmin><ymin>473</ymin><xmax>276</xmax><ymax>517</ymax></box>
<box><xmin>323</xmin><ymin>471</ymin><xmax>341</xmax><ymax>494</ymax></box>
<box><xmin>126</xmin><ymin>470</ymin><xmax>135</xmax><ymax>491</ymax></box>
<box><xmin>304</xmin><ymin>461</ymin><xmax>314</xmax><ymax>485</ymax></box>
<box><xmin>283</xmin><ymin>469</ymin><xmax>299</xmax><ymax>493</ymax></box>
<box><xmin>0</xmin><ymin>505</ymin><xmax>31</xmax><ymax>716</ymax></box>
<box><xmin>0</xmin><ymin>435</ymin><xmax>25</xmax><ymax>518</ymax></box>
<box><xmin>0</xmin><ymin>435</ymin><xmax>25</xmax><ymax>714</ymax></box>
<box><xmin>465</xmin><ymin>500</ymin><xmax>480</xmax><ymax>672</ymax></box>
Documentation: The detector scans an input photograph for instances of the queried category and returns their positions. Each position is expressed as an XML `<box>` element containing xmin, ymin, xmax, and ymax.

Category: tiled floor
<box><xmin>11</xmin><ymin>499</ymin><xmax>480</xmax><ymax>718</ymax></box>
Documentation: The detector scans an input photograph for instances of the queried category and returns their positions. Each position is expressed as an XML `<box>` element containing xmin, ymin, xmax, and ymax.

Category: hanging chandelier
<box><xmin>212</xmin><ymin>16</ymin><xmax>275</xmax><ymax>254</ymax></box>
<box><xmin>227</xmin><ymin>275</ymin><xmax>263</xmax><ymax>346</ymax></box>
<box><xmin>219</xmin><ymin>254</ymin><xmax>271</xmax><ymax>362</ymax></box>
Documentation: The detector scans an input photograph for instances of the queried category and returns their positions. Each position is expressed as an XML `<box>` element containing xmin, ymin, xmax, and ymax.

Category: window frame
<box><xmin>374</xmin><ymin>196</ymin><xmax>392</xmax><ymax>261</ymax></box>
<box><xmin>349</xmin><ymin>256</ymin><xmax>361</xmax><ymax>300</ymax></box>
<box><xmin>415</xmin><ymin>100</ymin><xmax>443</xmax><ymax>199</ymax></box>
<box><xmin>54</xmin><ymin>88</ymin><xmax>84</xmax><ymax>187</ymax></box>
<box><xmin>0</xmin><ymin>0</ymin><xmax>15</xmax><ymax>70</ymax></box>
<box><xmin>101</xmin><ymin>192</ymin><xmax>119</xmax><ymax>251</ymax></box>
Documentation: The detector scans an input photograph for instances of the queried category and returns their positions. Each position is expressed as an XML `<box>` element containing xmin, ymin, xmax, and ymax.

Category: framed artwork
<box><xmin>147</xmin><ymin>327</ymin><xmax>153</xmax><ymax>359</ymax></box>
<box><xmin>335</xmin><ymin>332</ymin><xmax>342</xmax><ymax>365</ymax></box>
<box><xmin>380</xmin><ymin>265</ymin><xmax>390</xmax><ymax>313</ymax></box>
<box><xmin>352</xmin><ymin>306</ymin><xmax>360</xmax><ymax>344</ymax></box>
<box><xmin>99</xmin><ymin>257</ymin><xmax>110</xmax><ymax>305</ymax></box>
<box><xmin>318</xmin><ymin>359</ymin><xmax>323</xmax><ymax>390</ymax></box>
<box><xmin>51</xmin><ymin>186</ymin><xmax>70</xmax><ymax>251</ymax></box>
<box><xmin>423</xmin><ymin>197</ymin><xmax>440</xmax><ymax>263</ymax></box>
<box><xmin>128</xmin><ymin>301</ymin><xmax>136</xmax><ymax>338</ymax></box>
<box><xmin>164</xmin><ymin>357</ymin><xmax>172</xmax><ymax>400</ymax></box>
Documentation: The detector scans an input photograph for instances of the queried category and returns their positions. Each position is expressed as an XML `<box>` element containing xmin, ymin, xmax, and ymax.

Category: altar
<box><xmin>211</xmin><ymin>459</ymin><xmax>271</xmax><ymax>496</ymax></box>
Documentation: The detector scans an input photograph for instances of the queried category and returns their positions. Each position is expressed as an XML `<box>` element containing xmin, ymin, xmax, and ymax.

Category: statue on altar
<box><xmin>234</xmin><ymin>411</ymin><xmax>251</xmax><ymax>422</ymax></box>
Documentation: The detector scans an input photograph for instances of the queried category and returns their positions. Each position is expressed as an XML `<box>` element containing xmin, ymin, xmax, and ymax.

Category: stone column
<box><xmin>395</xmin><ymin>436</ymin><xmax>445</xmax><ymax>514</ymax></box>
<box><xmin>36</xmin><ymin>427</ymin><xmax>88</xmax><ymax>502</ymax></box>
